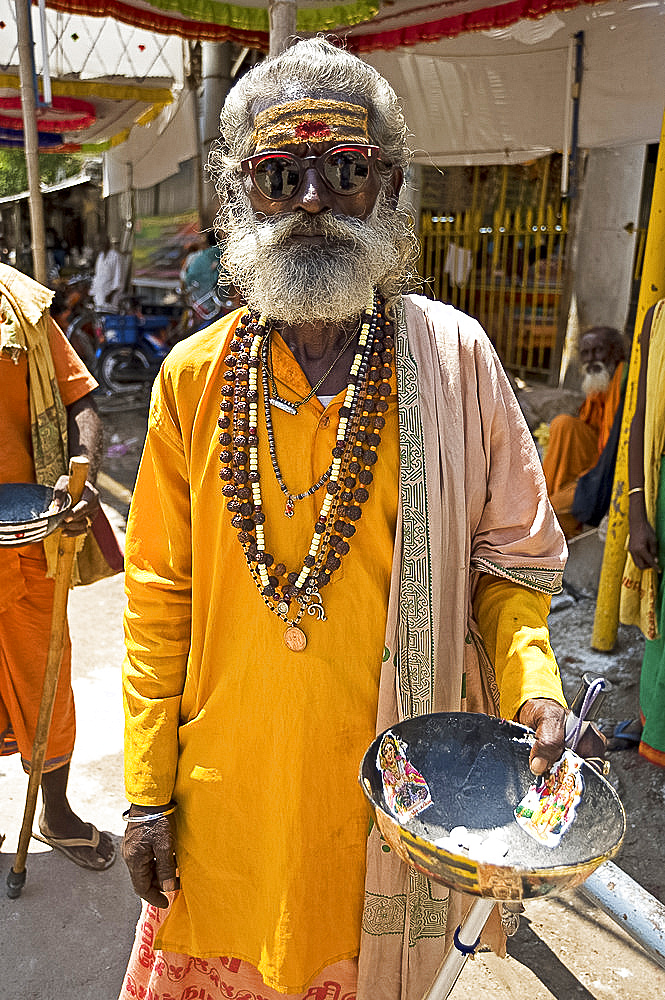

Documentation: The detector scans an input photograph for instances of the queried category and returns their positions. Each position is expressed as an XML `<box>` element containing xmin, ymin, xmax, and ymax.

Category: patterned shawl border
<box><xmin>406</xmin><ymin>870</ymin><xmax>448</xmax><ymax>947</ymax></box>
<box><xmin>472</xmin><ymin>557</ymin><xmax>564</xmax><ymax>595</ymax></box>
<box><xmin>394</xmin><ymin>299</ymin><xmax>435</xmax><ymax>720</ymax></box>
<box><xmin>362</xmin><ymin>891</ymin><xmax>407</xmax><ymax>937</ymax></box>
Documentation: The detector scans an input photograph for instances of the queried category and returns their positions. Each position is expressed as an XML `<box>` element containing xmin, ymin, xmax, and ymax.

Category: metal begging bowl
<box><xmin>0</xmin><ymin>483</ymin><xmax>72</xmax><ymax>547</ymax></box>
<box><xmin>360</xmin><ymin>712</ymin><xmax>625</xmax><ymax>901</ymax></box>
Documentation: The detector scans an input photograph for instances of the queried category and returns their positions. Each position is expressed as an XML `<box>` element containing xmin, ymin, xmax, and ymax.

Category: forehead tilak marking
<box><xmin>251</xmin><ymin>98</ymin><xmax>369</xmax><ymax>151</ymax></box>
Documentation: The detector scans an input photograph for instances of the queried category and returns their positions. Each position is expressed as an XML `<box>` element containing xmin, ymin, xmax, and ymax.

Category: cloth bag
<box><xmin>75</xmin><ymin>506</ymin><xmax>124</xmax><ymax>586</ymax></box>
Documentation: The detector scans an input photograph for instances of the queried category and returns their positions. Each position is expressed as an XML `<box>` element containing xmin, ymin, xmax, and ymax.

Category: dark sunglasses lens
<box><xmin>253</xmin><ymin>155</ymin><xmax>300</xmax><ymax>200</ymax></box>
<box><xmin>323</xmin><ymin>149</ymin><xmax>371</xmax><ymax>193</ymax></box>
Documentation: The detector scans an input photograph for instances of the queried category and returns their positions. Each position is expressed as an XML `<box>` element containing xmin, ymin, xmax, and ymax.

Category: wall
<box><xmin>574</xmin><ymin>144</ymin><xmax>647</xmax><ymax>337</ymax></box>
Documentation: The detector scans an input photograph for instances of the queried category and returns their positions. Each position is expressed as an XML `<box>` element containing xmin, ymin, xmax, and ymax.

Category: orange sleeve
<box><xmin>48</xmin><ymin>317</ymin><xmax>98</xmax><ymax>407</ymax></box>
<box><xmin>473</xmin><ymin>574</ymin><xmax>567</xmax><ymax>722</ymax></box>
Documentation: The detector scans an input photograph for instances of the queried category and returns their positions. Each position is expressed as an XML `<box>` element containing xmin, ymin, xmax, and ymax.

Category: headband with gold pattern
<box><xmin>252</xmin><ymin>99</ymin><xmax>369</xmax><ymax>151</ymax></box>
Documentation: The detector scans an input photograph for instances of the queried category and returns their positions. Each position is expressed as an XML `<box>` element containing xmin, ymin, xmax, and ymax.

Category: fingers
<box><xmin>122</xmin><ymin>842</ymin><xmax>169</xmax><ymax>908</ymax></box>
<box><xmin>518</xmin><ymin>698</ymin><xmax>567</xmax><ymax>775</ymax></box>
<box><xmin>630</xmin><ymin>525</ymin><xmax>659</xmax><ymax>571</ymax></box>
<box><xmin>153</xmin><ymin>844</ymin><xmax>178</xmax><ymax>893</ymax></box>
<box><xmin>122</xmin><ymin>813</ymin><xmax>178</xmax><ymax>909</ymax></box>
<box><xmin>61</xmin><ymin>482</ymin><xmax>100</xmax><ymax>536</ymax></box>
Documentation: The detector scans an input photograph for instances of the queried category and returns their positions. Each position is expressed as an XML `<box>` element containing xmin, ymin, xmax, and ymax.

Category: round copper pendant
<box><xmin>284</xmin><ymin>625</ymin><xmax>307</xmax><ymax>652</ymax></box>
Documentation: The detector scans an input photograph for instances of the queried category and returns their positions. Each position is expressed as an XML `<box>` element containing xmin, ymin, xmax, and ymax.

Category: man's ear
<box><xmin>387</xmin><ymin>167</ymin><xmax>404</xmax><ymax>209</ymax></box>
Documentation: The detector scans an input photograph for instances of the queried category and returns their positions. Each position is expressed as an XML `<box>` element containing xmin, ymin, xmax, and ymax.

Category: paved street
<box><xmin>1</xmin><ymin>407</ymin><xmax>664</xmax><ymax>998</ymax></box>
<box><xmin>0</xmin><ymin>572</ymin><xmax>138</xmax><ymax>1000</ymax></box>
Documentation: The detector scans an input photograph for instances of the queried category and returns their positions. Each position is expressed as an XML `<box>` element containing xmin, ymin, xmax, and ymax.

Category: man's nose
<box><xmin>296</xmin><ymin>166</ymin><xmax>330</xmax><ymax>213</ymax></box>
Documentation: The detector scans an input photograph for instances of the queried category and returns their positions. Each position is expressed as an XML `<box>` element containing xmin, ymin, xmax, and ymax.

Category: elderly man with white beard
<box><xmin>118</xmin><ymin>37</ymin><xmax>604</xmax><ymax>1000</ymax></box>
<box><xmin>542</xmin><ymin>326</ymin><xmax>627</xmax><ymax>538</ymax></box>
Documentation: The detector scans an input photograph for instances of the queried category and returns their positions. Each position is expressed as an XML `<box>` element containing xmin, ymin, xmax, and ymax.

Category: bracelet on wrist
<box><xmin>123</xmin><ymin>802</ymin><xmax>177</xmax><ymax>824</ymax></box>
<box><xmin>628</xmin><ymin>486</ymin><xmax>645</xmax><ymax>496</ymax></box>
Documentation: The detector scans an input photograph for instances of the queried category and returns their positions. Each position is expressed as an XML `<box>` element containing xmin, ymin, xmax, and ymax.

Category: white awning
<box><xmin>364</xmin><ymin>1</ymin><xmax>665</xmax><ymax>165</ymax></box>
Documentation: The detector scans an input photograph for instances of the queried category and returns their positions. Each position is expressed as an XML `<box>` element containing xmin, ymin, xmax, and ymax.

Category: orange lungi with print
<box><xmin>119</xmin><ymin>900</ymin><xmax>358</xmax><ymax>1000</ymax></box>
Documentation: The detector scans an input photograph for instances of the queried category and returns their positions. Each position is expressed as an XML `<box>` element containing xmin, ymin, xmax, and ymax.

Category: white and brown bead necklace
<box><xmin>218</xmin><ymin>293</ymin><xmax>394</xmax><ymax>651</ymax></box>
<box><xmin>261</xmin><ymin>325</ymin><xmax>361</xmax><ymax>518</ymax></box>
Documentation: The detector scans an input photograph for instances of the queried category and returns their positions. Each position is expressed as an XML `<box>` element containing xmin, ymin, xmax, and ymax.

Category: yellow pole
<box><xmin>591</xmin><ymin>109</ymin><xmax>665</xmax><ymax>649</ymax></box>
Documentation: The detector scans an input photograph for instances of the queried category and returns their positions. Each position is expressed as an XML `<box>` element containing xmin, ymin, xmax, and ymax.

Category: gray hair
<box><xmin>209</xmin><ymin>37</ymin><xmax>412</xmax><ymax>189</ymax></box>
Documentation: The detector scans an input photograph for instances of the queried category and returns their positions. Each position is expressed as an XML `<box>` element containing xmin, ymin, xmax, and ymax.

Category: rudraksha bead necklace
<box><xmin>218</xmin><ymin>293</ymin><xmax>394</xmax><ymax>651</ymax></box>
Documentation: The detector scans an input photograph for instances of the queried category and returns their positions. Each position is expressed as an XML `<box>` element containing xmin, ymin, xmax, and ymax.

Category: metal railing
<box><xmin>418</xmin><ymin>202</ymin><xmax>568</xmax><ymax>381</ymax></box>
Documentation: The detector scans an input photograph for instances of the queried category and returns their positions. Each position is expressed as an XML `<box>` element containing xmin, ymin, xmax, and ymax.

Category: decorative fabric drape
<box><xmin>620</xmin><ymin>299</ymin><xmax>665</xmax><ymax>640</ymax></box>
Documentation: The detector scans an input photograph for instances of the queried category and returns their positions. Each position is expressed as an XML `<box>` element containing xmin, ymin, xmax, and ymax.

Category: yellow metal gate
<box><xmin>418</xmin><ymin>202</ymin><xmax>567</xmax><ymax>380</ymax></box>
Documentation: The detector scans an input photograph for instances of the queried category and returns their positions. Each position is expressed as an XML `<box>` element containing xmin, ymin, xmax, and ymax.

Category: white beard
<box><xmin>222</xmin><ymin>190</ymin><xmax>407</xmax><ymax>323</ymax></box>
<box><xmin>582</xmin><ymin>365</ymin><xmax>612</xmax><ymax>396</ymax></box>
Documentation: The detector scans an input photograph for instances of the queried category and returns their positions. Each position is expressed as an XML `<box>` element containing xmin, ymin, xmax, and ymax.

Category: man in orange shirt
<box><xmin>0</xmin><ymin>262</ymin><xmax>115</xmax><ymax>871</ymax></box>
<box><xmin>542</xmin><ymin>326</ymin><xmax>626</xmax><ymax>537</ymax></box>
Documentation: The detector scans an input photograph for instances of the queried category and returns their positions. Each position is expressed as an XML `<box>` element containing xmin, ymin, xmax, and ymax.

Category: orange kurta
<box><xmin>0</xmin><ymin>318</ymin><xmax>97</xmax><ymax>769</ymax></box>
<box><xmin>123</xmin><ymin>312</ymin><xmax>399</xmax><ymax>991</ymax></box>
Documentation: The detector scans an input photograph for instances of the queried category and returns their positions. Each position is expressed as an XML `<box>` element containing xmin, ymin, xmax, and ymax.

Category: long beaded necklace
<box><xmin>218</xmin><ymin>293</ymin><xmax>394</xmax><ymax>651</ymax></box>
<box><xmin>261</xmin><ymin>328</ymin><xmax>364</xmax><ymax>518</ymax></box>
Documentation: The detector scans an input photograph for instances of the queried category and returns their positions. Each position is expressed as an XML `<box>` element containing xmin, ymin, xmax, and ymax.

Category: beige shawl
<box><xmin>357</xmin><ymin>295</ymin><xmax>566</xmax><ymax>1000</ymax></box>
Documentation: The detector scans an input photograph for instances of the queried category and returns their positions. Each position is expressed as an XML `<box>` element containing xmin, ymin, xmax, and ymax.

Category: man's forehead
<box><xmin>581</xmin><ymin>331</ymin><xmax>612</xmax><ymax>349</ymax></box>
<box><xmin>250</xmin><ymin>96</ymin><xmax>369</xmax><ymax>152</ymax></box>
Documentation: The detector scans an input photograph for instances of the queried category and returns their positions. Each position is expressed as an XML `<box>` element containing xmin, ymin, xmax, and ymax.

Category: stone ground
<box><xmin>1</xmin><ymin>383</ymin><xmax>664</xmax><ymax>999</ymax></box>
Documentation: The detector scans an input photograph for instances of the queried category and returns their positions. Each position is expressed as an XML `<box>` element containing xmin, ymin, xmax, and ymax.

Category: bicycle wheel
<box><xmin>66</xmin><ymin>312</ymin><xmax>98</xmax><ymax>374</ymax></box>
<box><xmin>98</xmin><ymin>345</ymin><xmax>151</xmax><ymax>394</ymax></box>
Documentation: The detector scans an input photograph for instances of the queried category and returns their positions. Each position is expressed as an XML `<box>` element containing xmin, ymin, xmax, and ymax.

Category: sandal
<box><xmin>33</xmin><ymin>821</ymin><xmax>116</xmax><ymax>871</ymax></box>
<box><xmin>607</xmin><ymin>719</ymin><xmax>642</xmax><ymax>751</ymax></box>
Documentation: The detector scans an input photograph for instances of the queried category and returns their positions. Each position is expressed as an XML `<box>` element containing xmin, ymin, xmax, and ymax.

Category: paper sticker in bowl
<box><xmin>377</xmin><ymin>730</ymin><xmax>432</xmax><ymax>821</ymax></box>
<box><xmin>514</xmin><ymin>749</ymin><xmax>584</xmax><ymax>848</ymax></box>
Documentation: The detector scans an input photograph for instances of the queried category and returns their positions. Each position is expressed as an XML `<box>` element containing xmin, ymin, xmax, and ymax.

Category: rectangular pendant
<box><xmin>269</xmin><ymin>396</ymin><xmax>298</xmax><ymax>415</ymax></box>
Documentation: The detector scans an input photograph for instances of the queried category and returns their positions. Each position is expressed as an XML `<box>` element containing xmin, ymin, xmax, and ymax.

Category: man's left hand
<box><xmin>518</xmin><ymin>698</ymin><xmax>567</xmax><ymax>774</ymax></box>
<box><xmin>518</xmin><ymin>697</ymin><xmax>607</xmax><ymax>774</ymax></box>
<box><xmin>53</xmin><ymin>474</ymin><xmax>100</xmax><ymax>537</ymax></box>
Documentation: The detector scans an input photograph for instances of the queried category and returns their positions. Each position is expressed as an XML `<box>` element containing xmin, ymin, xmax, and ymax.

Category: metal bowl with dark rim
<box><xmin>0</xmin><ymin>483</ymin><xmax>72</xmax><ymax>547</ymax></box>
<box><xmin>360</xmin><ymin>712</ymin><xmax>625</xmax><ymax>901</ymax></box>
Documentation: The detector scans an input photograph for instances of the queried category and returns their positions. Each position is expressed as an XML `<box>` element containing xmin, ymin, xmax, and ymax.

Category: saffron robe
<box><xmin>543</xmin><ymin>362</ymin><xmax>625</xmax><ymax>537</ymax></box>
<box><xmin>122</xmin><ymin>295</ymin><xmax>566</xmax><ymax>996</ymax></box>
<box><xmin>0</xmin><ymin>265</ymin><xmax>97</xmax><ymax>768</ymax></box>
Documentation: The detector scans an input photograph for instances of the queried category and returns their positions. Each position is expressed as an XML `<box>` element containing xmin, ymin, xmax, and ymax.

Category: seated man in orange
<box><xmin>542</xmin><ymin>326</ymin><xmax>626</xmax><ymax>537</ymax></box>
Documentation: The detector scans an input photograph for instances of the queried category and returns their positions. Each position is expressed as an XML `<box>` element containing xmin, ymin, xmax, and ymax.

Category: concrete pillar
<box><xmin>574</xmin><ymin>144</ymin><xmax>647</xmax><ymax>336</ymax></box>
<box><xmin>200</xmin><ymin>42</ymin><xmax>232</xmax><ymax>226</ymax></box>
<box><xmin>269</xmin><ymin>0</ymin><xmax>297</xmax><ymax>57</ymax></box>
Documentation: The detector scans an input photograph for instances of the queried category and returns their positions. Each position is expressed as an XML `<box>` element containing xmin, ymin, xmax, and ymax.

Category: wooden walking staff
<box><xmin>6</xmin><ymin>457</ymin><xmax>89</xmax><ymax>899</ymax></box>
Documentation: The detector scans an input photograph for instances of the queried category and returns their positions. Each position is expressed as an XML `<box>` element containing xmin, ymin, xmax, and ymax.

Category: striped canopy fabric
<box><xmin>39</xmin><ymin>0</ymin><xmax>601</xmax><ymax>50</ymax></box>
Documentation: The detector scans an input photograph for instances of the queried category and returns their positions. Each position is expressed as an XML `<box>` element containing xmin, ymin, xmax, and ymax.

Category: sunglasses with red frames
<box><xmin>240</xmin><ymin>144</ymin><xmax>383</xmax><ymax>202</ymax></box>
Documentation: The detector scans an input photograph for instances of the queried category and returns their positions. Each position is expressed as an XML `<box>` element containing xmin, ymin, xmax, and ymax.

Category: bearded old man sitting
<box><xmin>542</xmin><ymin>326</ymin><xmax>627</xmax><ymax>538</ymax></box>
<box><xmin>117</xmin><ymin>38</ymin><xmax>603</xmax><ymax>1000</ymax></box>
